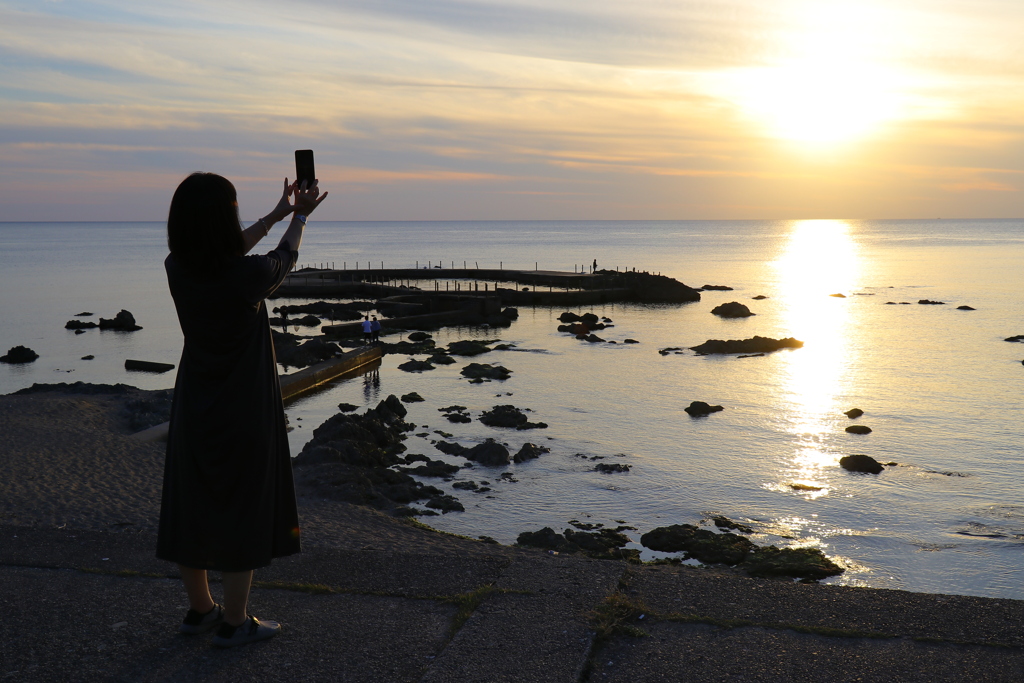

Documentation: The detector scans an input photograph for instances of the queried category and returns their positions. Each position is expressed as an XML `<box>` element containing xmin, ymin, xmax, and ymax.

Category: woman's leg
<box><xmin>178</xmin><ymin>565</ymin><xmax>215</xmax><ymax>613</ymax></box>
<box><xmin>222</xmin><ymin>570</ymin><xmax>254</xmax><ymax>627</ymax></box>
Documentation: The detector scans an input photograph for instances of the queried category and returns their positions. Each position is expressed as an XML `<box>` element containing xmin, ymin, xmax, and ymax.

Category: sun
<box><xmin>718</xmin><ymin>2</ymin><xmax>907</xmax><ymax>146</ymax></box>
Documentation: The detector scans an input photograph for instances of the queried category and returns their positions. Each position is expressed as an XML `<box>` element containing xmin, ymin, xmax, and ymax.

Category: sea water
<box><xmin>2</xmin><ymin>219</ymin><xmax>1023</xmax><ymax>600</ymax></box>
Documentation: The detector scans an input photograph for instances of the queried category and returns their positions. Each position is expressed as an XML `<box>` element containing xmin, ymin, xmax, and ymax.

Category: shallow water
<box><xmin>2</xmin><ymin>219</ymin><xmax>1023</xmax><ymax>599</ymax></box>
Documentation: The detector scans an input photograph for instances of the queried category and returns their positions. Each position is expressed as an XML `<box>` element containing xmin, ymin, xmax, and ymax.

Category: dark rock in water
<box><xmin>1004</xmin><ymin>335</ymin><xmax>1024</xmax><ymax>342</ymax></box>
<box><xmin>1</xmin><ymin>346</ymin><xmax>39</xmax><ymax>364</ymax></box>
<box><xmin>712</xmin><ymin>516</ymin><xmax>753</xmax><ymax>533</ymax></box>
<box><xmin>65</xmin><ymin>319</ymin><xmax>98</xmax><ymax>330</ymax></box>
<box><xmin>501</xmin><ymin>307</ymin><xmax>519</xmax><ymax>319</ymax></box>
<box><xmin>840</xmin><ymin>454</ymin><xmax>884</xmax><ymax>474</ymax></box>
<box><xmin>272</xmin><ymin>301</ymin><xmax>366</xmax><ymax>321</ymax></box>
<box><xmin>624</xmin><ymin>339</ymin><xmax>639</xmax><ymax>344</ymax></box>
<box><xmin>658</xmin><ymin>347</ymin><xmax>684</xmax><ymax>356</ymax></box>
<box><xmin>400</xmin><ymin>457</ymin><xmax>461</xmax><ymax>478</ymax></box>
<box><xmin>640</xmin><ymin>524</ymin><xmax>755</xmax><ymax>565</ymax></box>
<box><xmin>124</xmin><ymin>359</ymin><xmax>175</xmax><ymax>373</ymax></box>
<box><xmin>74</xmin><ymin>329</ymin><xmax>86</xmax><ymax>335</ymax></box>
<box><xmin>844</xmin><ymin>408</ymin><xmax>864</xmax><ymax>419</ymax></box>
<box><xmin>461</xmin><ymin>363</ymin><xmax>512</xmax><ymax>380</ymax></box>
<box><xmin>513</xmin><ymin>443</ymin><xmax>551</xmax><ymax>462</ymax></box>
<box><xmin>690</xmin><ymin>336</ymin><xmax>803</xmax><ymax>355</ymax></box>
<box><xmin>427</xmin><ymin>353</ymin><xmax>456</xmax><ymax>365</ymax></box>
<box><xmin>398</xmin><ymin>359</ymin><xmax>435</xmax><ymax>372</ymax></box>
<box><xmin>408</xmin><ymin>331</ymin><xmax>432</xmax><ymax>342</ymax></box>
<box><xmin>270</xmin><ymin>314</ymin><xmax>321</xmax><ymax>327</ymax></box>
<box><xmin>742</xmin><ymin>546</ymin><xmax>844</xmax><ymax>580</ymax></box>
<box><xmin>595</xmin><ymin>462</ymin><xmax>630</xmax><ymax>473</ymax></box>
<box><xmin>75</xmin><ymin>312</ymin><xmax>93</xmax><ymax>317</ymax></box>
<box><xmin>81</xmin><ymin>355</ymin><xmax>94</xmax><ymax>360</ymax></box>
<box><xmin>446</xmin><ymin>412</ymin><xmax>472</xmax><ymax>424</ymax></box>
<box><xmin>480</xmin><ymin>404</ymin><xmax>527</xmax><ymax>428</ymax></box>
<box><xmin>439</xmin><ymin>405</ymin><xmax>468</xmax><ymax>413</ymax></box>
<box><xmin>559</xmin><ymin>311</ymin><xmax>600</xmax><ymax>324</ymax></box>
<box><xmin>452</xmin><ymin>481</ymin><xmax>478</xmax><ymax>490</ymax></box>
<box><xmin>701</xmin><ymin>284</ymin><xmax>733</xmax><ymax>291</ymax></box>
<box><xmin>464</xmin><ymin>438</ymin><xmax>511</xmax><ymax>466</ymax></box>
<box><xmin>275</xmin><ymin>337</ymin><xmax>342</xmax><ymax>368</ymax></box>
<box><xmin>292</xmin><ymin>395</ymin><xmax>443</xmax><ymax>513</ymax></box>
<box><xmin>957</xmin><ymin>305</ymin><xmax>976</xmax><ymax>311</ymax></box>
<box><xmin>447</xmin><ymin>340</ymin><xmax>492</xmax><ymax>356</ymax></box>
<box><xmin>918</xmin><ymin>299</ymin><xmax>945</xmax><ymax>305</ymax></box>
<box><xmin>382</xmin><ymin>339</ymin><xmax>436</xmax><ymax>355</ymax></box>
<box><xmin>425</xmin><ymin>494</ymin><xmax>464</xmax><ymax>513</ymax></box>
<box><xmin>435</xmin><ymin>441</ymin><xmax>468</xmax><ymax>456</ymax></box>
<box><xmin>337</xmin><ymin>402</ymin><xmax>359</xmax><ymax>412</ymax></box>
<box><xmin>401</xmin><ymin>392</ymin><xmax>425</xmax><ymax>403</ymax></box>
<box><xmin>737</xmin><ymin>353</ymin><xmax>764</xmax><ymax>359</ymax></box>
<box><xmin>685</xmin><ymin>401</ymin><xmax>724</xmax><ymax>416</ymax></box>
<box><xmin>378</xmin><ymin>395</ymin><xmax>407</xmax><ymax>419</ymax></box>
<box><xmin>516</xmin><ymin>526</ymin><xmax>636</xmax><ymax>560</ymax></box>
<box><xmin>711</xmin><ymin>301</ymin><xmax>754</xmax><ymax>318</ymax></box>
<box><xmin>584</xmin><ymin>334</ymin><xmax>604</xmax><ymax>343</ymax></box>
<box><xmin>829</xmin><ymin>293</ymin><xmax>846</xmax><ymax>298</ymax></box>
<box><xmin>845</xmin><ymin>425</ymin><xmax>872</xmax><ymax>435</ymax></box>
<box><xmin>98</xmin><ymin>310</ymin><xmax>142</xmax><ymax>331</ymax></box>
<box><xmin>751</xmin><ymin>295</ymin><xmax>768</xmax><ymax>300</ymax></box>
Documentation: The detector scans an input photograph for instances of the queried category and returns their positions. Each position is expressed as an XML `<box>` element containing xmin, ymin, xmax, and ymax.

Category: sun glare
<box><xmin>721</xmin><ymin>2</ymin><xmax>906</xmax><ymax>145</ymax></box>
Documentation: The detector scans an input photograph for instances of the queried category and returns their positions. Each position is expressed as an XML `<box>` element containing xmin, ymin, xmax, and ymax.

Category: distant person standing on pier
<box><xmin>592</xmin><ymin>259</ymin><xmax>597</xmax><ymax>273</ymax></box>
<box><xmin>370</xmin><ymin>315</ymin><xmax>381</xmax><ymax>343</ymax></box>
<box><xmin>361</xmin><ymin>315</ymin><xmax>373</xmax><ymax>344</ymax></box>
<box><xmin>159</xmin><ymin>172</ymin><xmax>327</xmax><ymax>648</ymax></box>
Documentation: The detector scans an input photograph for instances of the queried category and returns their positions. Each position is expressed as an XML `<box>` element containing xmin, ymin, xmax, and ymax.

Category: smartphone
<box><xmin>295</xmin><ymin>149</ymin><xmax>315</xmax><ymax>187</ymax></box>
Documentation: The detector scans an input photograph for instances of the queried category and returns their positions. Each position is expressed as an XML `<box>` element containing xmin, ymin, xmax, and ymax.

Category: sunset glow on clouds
<box><xmin>1</xmin><ymin>0</ymin><xmax>1021</xmax><ymax>220</ymax></box>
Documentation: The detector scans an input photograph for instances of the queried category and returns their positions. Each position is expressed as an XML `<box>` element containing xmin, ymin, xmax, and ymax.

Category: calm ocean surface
<box><xmin>2</xmin><ymin>219</ymin><xmax>1023</xmax><ymax>599</ymax></box>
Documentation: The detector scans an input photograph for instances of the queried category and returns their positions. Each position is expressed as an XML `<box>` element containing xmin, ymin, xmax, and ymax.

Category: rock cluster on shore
<box><xmin>690</xmin><ymin>336</ymin><xmax>803</xmax><ymax>355</ymax></box>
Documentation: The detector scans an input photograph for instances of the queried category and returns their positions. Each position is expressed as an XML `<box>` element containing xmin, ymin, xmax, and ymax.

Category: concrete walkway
<box><xmin>2</xmin><ymin>524</ymin><xmax>1022</xmax><ymax>682</ymax></box>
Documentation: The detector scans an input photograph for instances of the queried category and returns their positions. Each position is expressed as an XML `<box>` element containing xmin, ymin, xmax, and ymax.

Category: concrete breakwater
<box><xmin>273</xmin><ymin>266</ymin><xmax>702</xmax><ymax>307</ymax></box>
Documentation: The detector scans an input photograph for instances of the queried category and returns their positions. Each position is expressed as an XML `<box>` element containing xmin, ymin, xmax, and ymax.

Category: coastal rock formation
<box><xmin>559</xmin><ymin>311</ymin><xmax>599</xmax><ymax>324</ymax></box>
<box><xmin>65</xmin><ymin>320</ymin><xmax>98</xmax><ymax>330</ymax></box>
<box><xmin>270</xmin><ymin>314</ymin><xmax>321</xmax><ymax>327</ymax></box>
<box><xmin>640</xmin><ymin>523</ymin><xmax>843</xmax><ymax>579</ymax></box>
<box><xmin>513</xmin><ymin>443</ymin><xmax>551</xmax><ymax>462</ymax></box>
<box><xmin>400</xmin><ymin>392</ymin><xmax>424</xmax><ymax>403</ymax></box>
<box><xmin>98</xmin><ymin>310</ymin><xmax>142</xmax><ymax>331</ymax></box>
<box><xmin>447</xmin><ymin>340</ymin><xmax>496</xmax><ymax>356</ymax></box>
<box><xmin>438</xmin><ymin>405</ymin><xmax>471</xmax><ymax>423</ymax></box>
<box><xmin>382</xmin><ymin>339</ymin><xmax>436</xmax><ymax>355</ymax></box>
<box><xmin>711</xmin><ymin>302</ymin><xmax>754</xmax><ymax>318</ymax></box>
<box><xmin>624</xmin><ymin>339</ymin><xmax>639</xmax><ymax>344</ymax></box>
<box><xmin>399</xmin><ymin>456</ymin><xmax>461</xmax><ymax>479</ymax></box>
<box><xmin>595</xmin><ymin>462</ymin><xmax>630</xmax><ymax>473</ymax></box>
<box><xmin>272</xmin><ymin>301</ymin><xmax>367</xmax><ymax>321</ymax></box>
<box><xmin>701</xmin><ymin>284</ymin><xmax>733</xmax><ymax>291</ymax></box>
<box><xmin>1004</xmin><ymin>335</ymin><xmax>1024</xmax><ymax>342</ymax></box>
<box><xmin>408</xmin><ymin>331</ymin><xmax>432</xmax><ymax>342</ymax></box>
<box><xmin>713</xmin><ymin>516</ymin><xmax>754</xmax><ymax>533</ymax></box>
<box><xmin>292</xmin><ymin>396</ymin><xmax>455</xmax><ymax>514</ymax></box>
<box><xmin>501</xmin><ymin>307</ymin><xmax>519</xmax><ymax>319</ymax></box>
<box><xmin>398</xmin><ymin>358</ymin><xmax>435</xmax><ymax>372</ymax></box>
<box><xmin>461</xmin><ymin>363</ymin><xmax>512</xmax><ymax>381</ymax></box>
<box><xmin>844</xmin><ymin>408</ymin><xmax>864</xmax><ymax>419</ymax></box>
<box><xmin>957</xmin><ymin>305</ymin><xmax>976</xmax><ymax>311</ymax></box>
<box><xmin>0</xmin><ymin>346</ymin><xmax>39</xmax><ymax>364</ymax></box>
<box><xmin>685</xmin><ymin>401</ymin><xmax>724</xmax><ymax>416</ymax></box>
<box><xmin>516</xmin><ymin>526</ymin><xmax>636</xmax><ymax>560</ymax></box>
<box><xmin>918</xmin><ymin>299</ymin><xmax>945</xmax><ymax>305</ymax></box>
<box><xmin>479</xmin><ymin>405</ymin><xmax>547</xmax><ymax>430</ymax></box>
<box><xmin>690</xmin><ymin>336</ymin><xmax>803</xmax><ymax>355</ymax></box>
<box><xmin>752</xmin><ymin>295</ymin><xmax>768</xmax><ymax>300</ymax></box>
<box><xmin>845</xmin><ymin>425</ymin><xmax>872</xmax><ymax>435</ymax></box>
<box><xmin>463</xmin><ymin>438</ymin><xmax>511</xmax><ymax>467</ymax></box>
<box><xmin>337</xmin><ymin>402</ymin><xmax>359</xmax><ymax>412</ymax></box>
<box><xmin>839</xmin><ymin>454</ymin><xmax>884</xmax><ymax>474</ymax></box>
<box><xmin>427</xmin><ymin>353</ymin><xmax>456</xmax><ymax>365</ymax></box>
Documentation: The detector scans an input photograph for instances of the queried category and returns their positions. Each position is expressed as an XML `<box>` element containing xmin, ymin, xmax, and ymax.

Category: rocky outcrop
<box><xmin>398</xmin><ymin>358</ymin><xmax>435</xmax><ymax>372</ymax></box>
<box><xmin>513</xmin><ymin>443</ymin><xmax>550</xmax><ymax>462</ymax></box>
<box><xmin>957</xmin><ymin>305</ymin><xmax>976</xmax><ymax>311</ymax></box>
<box><xmin>595</xmin><ymin>462</ymin><xmax>630</xmax><ymax>473</ymax></box>
<box><xmin>479</xmin><ymin>405</ymin><xmax>547</xmax><ymax>430</ymax></box>
<box><xmin>844</xmin><ymin>408</ymin><xmax>864</xmax><ymax>419</ymax></box>
<box><xmin>918</xmin><ymin>300</ymin><xmax>945</xmax><ymax>305</ymax></box>
<box><xmin>701</xmin><ymin>285</ymin><xmax>733</xmax><ymax>291</ymax></box>
<box><xmin>98</xmin><ymin>310</ymin><xmax>142</xmax><ymax>331</ymax></box>
<box><xmin>711</xmin><ymin>302</ymin><xmax>754</xmax><ymax>318</ymax></box>
<box><xmin>463</xmin><ymin>438</ymin><xmax>511</xmax><ymax>466</ymax></box>
<box><xmin>407</xmin><ymin>331</ymin><xmax>432</xmax><ymax>342</ymax></box>
<box><xmin>275</xmin><ymin>337</ymin><xmax>343</xmax><ymax>368</ymax></box>
<box><xmin>447</xmin><ymin>340</ymin><xmax>493</xmax><ymax>356</ymax></box>
<box><xmin>0</xmin><ymin>346</ymin><xmax>39</xmax><ymax>364</ymax></box>
<box><xmin>292</xmin><ymin>396</ymin><xmax>458</xmax><ymax>514</ymax></box>
<box><xmin>65</xmin><ymin>320</ymin><xmax>98</xmax><ymax>330</ymax></box>
<box><xmin>270</xmin><ymin>314</ymin><xmax>321</xmax><ymax>327</ymax></box>
<box><xmin>684</xmin><ymin>401</ymin><xmax>724</xmax><ymax>416</ymax></box>
<box><xmin>516</xmin><ymin>526</ymin><xmax>637</xmax><ymax>560</ymax></box>
<box><xmin>845</xmin><ymin>425</ymin><xmax>872</xmax><ymax>435</ymax></box>
<box><xmin>272</xmin><ymin>301</ymin><xmax>367</xmax><ymax>321</ymax></box>
<box><xmin>839</xmin><ymin>454</ymin><xmax>884</xmax><ymax>474</ymax></box>
<box><xmin>401</xmin><ymin>392</ymin><xmax>425</xmax><ymax>403</ymax></box>
<box><xmin>690</xmin><ymin>336</ymin><xmax>803</xmax><ymax>355</ymax></box>
<box><xmin>461</xmin><ymin>363</ymin><xmax>512</xmax><ymax>381</ymax></box>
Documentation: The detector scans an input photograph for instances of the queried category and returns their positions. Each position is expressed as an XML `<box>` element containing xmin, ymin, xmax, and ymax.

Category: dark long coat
<box><xmin>157</xmin><ymin>246</ymin><xmax>301</xmax><ymax>571</ymax></box>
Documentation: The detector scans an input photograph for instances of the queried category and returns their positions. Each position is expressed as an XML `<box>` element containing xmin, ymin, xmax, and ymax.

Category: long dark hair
<box><xmin>167</xmin><ymin>172</ymin><xmax>245</xmax><ymax>273</ymax></box>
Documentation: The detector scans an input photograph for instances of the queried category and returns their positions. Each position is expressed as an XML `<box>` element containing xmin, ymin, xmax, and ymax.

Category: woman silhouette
<box><xmin>158</xmin><ymin>172</ymin><xmax>327</xmax><ymax>647</ymax></box>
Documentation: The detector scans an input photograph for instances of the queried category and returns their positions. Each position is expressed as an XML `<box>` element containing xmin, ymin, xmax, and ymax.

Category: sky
<box><xmin>1</xmin><ymin>0</ymin><xmax>1021</xmax><ymax>221</ymax></box>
